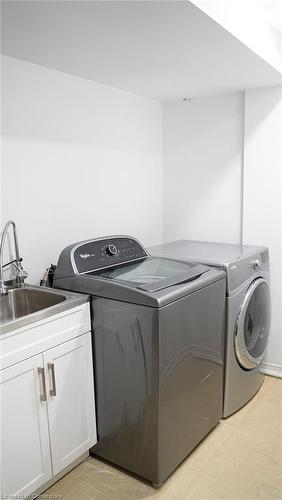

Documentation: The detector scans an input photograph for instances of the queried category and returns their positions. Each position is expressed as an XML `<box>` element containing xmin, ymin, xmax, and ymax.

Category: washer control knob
<box><xmin>107</xmin><ymin>244</ymin><xmax>118</xmax><ymax>256</ymax></box>
<box><xmin>251</xmin><ymin>259</ymin><xmax>260</xmax><ymax>270</ymax></box>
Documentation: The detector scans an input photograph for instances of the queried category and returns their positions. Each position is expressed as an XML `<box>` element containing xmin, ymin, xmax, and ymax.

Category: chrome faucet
<box><xmin>0</xmin><ymin>221</ymin><xmax>28</xmax><ymax>295</ymax></box>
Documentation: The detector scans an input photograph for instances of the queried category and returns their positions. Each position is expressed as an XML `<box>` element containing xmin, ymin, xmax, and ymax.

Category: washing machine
<box><xmin>53</xmin><ymin>235</ymin><xmax>226</xmax><ymax>485</ymax></box>
<box><xmin>150</xmin><ymin>240</ymin><xmax>271</xmax><ymax>417</ymax></box>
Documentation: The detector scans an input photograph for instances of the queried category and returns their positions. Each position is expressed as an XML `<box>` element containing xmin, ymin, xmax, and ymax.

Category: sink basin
<box><xmin>0</xmin><ymin>287</ymin><xmax>66</xmax><ymax>323</ymax></box>
<box><xmin>0</xmin><ymin>285</ymin><xmax>89</xmax><ymax>334</ymax></box>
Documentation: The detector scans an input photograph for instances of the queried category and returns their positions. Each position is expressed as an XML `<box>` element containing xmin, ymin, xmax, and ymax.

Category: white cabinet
<box><xmin>45</xmin><ymin>334</ymin><xmax>96</xmax><ymax>474</ymax></box>
<box><xmin>0</xmin><ymin>355</ymin><xmax>52</xmax><ymax>497</ymax></box>
<box><xmin>0</xmin><ymin>303</ymin><xmax>97</xmax><ymax>499</ymax></box>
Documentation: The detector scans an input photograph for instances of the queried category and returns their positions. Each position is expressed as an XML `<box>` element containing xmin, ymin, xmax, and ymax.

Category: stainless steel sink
<box><xmin>0</xmin><ymin>285</ymin><xmax>89</xmax><ymax>334</ymax></box>
<box><xmin>1</xmin><ymin>287</ymin><xmax>66</xmax><ymax>322</ymax></box>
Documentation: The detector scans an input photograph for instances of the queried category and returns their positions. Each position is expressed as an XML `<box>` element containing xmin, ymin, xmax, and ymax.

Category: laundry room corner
<box><xmin>160</xmin><ymin>85</ymin><xmax>282</xmax><ymax>377</ymax></box>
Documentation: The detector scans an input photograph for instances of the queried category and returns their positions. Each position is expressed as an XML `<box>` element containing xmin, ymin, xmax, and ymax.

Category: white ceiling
<box><xmin>1</xmin><ymin>1</ymin><xmax>281</xmax><ymax>101</ymax></box>
<box><xmin>190</xmin><ymin>0</ymin><xmax>281</xmax><ymax>71</ymax></box>
<box><xmin>264</xmin><ymin>0</ymin><xmax>282</xmax><ymax>60</ymax></box>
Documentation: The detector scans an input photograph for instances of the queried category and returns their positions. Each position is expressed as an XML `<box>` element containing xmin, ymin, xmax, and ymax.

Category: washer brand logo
<box><xmin>79</xmin><ymin>252</ymin><xmax>96</xmax><ymax>259</ymax></box>
<box><xmin>80</xmin><ymin>253</ymin><xmax>90</xmax><ymax>259</ymax></box>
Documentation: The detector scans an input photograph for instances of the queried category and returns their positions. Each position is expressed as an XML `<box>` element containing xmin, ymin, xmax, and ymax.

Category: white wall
<box><xmin>1</xmin><ymin>56</ymin><xmax>163</xmax><ymax>283</ymax></box>
<box><xmin>243</xmin><ymin>86</ymin><xmax>282</xmax><ymax>375</ymax></box>
<box><xmin>163</xmin><ymin>93</ymin><xmax>243</xmax><ymax>244</ymax></box>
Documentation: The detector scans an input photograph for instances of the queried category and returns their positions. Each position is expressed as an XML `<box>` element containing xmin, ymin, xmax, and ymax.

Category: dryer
<box><xmin>53</xmin><ymin>236</ymin><xmax>226</xmax><ymax>485</ymax></box>
<box><xmin>150</xmin><ymin>240</ymin><xmax>271</xmax><ymax>417</ymax></box>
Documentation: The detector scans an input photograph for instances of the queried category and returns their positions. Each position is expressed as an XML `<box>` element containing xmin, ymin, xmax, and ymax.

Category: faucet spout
<box><xmin>0</xmin><ymin>221</ymin><xmax>28</xmax><ymax>295</ymax></box>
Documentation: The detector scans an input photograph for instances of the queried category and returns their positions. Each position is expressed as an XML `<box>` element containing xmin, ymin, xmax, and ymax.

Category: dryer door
<box><xmin>234</xmin><ymin>278</ymin><xmax>271</xmax><ymax>370</ymax></box>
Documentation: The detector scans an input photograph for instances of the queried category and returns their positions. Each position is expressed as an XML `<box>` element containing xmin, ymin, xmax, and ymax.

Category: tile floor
<box><xmin>41</xmin><ymin>376</ymin><xmax>282</xmax><ymax>500</ymax></box>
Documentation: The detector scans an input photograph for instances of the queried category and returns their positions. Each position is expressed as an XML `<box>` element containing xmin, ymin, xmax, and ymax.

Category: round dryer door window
<box><xmin>234</xmin><ymin>278</ymin><xmax>271</xmax><ymax>370</ymax></box>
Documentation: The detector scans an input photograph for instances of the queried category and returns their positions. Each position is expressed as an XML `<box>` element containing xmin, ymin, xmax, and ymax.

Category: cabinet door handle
<box><xmin>48</xmin><ymin>362</ymin><xmax>57</xmax><ymax>397</ymax></box>
<box><xmin>38</xmin><ymin>367</ymin><xmax>47</xmax><ymax>402</ymax></box>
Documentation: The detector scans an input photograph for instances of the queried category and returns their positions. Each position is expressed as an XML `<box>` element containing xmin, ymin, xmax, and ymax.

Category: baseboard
<box><xmin>261</xmin><ymin>362</ymin><xmax>282</xmax><ymax>379</ymax></box>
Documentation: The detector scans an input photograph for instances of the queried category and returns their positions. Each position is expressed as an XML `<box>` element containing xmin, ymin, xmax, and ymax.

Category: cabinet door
<box><xmin>44</xmin><ymin>332</ymin><xmax>97</xmax><ymax>475</ymax></box>
<box><xmin>0</xmin><ymin>354</ymin><xmax>52</xmax><ymax>498</ymax></box>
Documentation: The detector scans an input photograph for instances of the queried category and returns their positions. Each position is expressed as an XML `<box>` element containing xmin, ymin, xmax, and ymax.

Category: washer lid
<box><xmin>91</xmin><ymin>257</ymin><xmax>208</xmax><ymax>292</ymax></box>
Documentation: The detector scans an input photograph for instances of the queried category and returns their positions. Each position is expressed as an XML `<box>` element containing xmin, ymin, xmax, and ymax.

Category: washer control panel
<box><xmin>72</xmin><ymin>236</ymin><xmax>148</xmax><ymax>274</ymax></box>
<box><xmin>107</xmin><ymin>244</ymin><xmax>118</xmax><ymax>256</ymax></box>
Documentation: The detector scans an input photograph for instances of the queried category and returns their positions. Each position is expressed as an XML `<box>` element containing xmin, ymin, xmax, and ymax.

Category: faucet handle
<box><xmin>3</xmin><ymin>257</ymin><xmax>23</xmax><ymax>269</ymax></box>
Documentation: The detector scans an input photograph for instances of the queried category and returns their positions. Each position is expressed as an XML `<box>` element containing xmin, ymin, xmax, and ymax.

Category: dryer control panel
<box><xmin>72</xmin><ymin>236</ymin><xmax>148</xmax><ymax>274</ymax></box>
<box><xmin>226</xmin><ymin>249</ymin><xmax>269</xmax><ymax>292</ymax></box>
